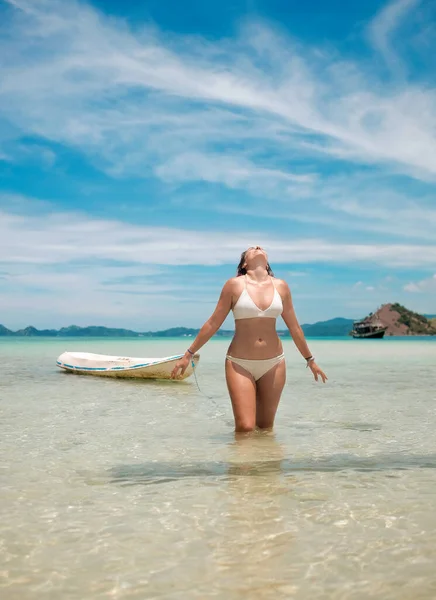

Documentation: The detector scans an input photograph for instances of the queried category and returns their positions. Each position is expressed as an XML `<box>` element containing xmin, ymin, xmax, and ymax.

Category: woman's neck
<box><xmin>246</xmin><ymin>266</ymin><xmax>269</xmax><ymax>283</ymax></box>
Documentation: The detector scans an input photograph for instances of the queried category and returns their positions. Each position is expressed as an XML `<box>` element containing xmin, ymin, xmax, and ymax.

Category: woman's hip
<box><xmin>225</xmin><ymin>352</ymin><xmax>285</xmax><ymax>381</ymax></box>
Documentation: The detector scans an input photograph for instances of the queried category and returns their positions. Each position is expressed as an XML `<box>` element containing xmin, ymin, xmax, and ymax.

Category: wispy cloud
<box><xmin>1</xmin><ymin>205</ymin><xmax>436</xmax><ymax>269</ymax></box>
<box><xmin>1</xmin><ymin>0</ymin><xmax>435</xmax><ymax>186</ymax></box>
<box><xmin>155</xmin><ymin>153</ymin><xmax>315</xmax><ymax>194</ymax></box>
<box><xmin>368</xmin><ymin>0</ymin><xmax>420</xmax><ymax>77</ymax></box>
<box><xmin>212</xmin><ymin>174</ymin><xmax>436</xmax><ymax>242</ymax></box>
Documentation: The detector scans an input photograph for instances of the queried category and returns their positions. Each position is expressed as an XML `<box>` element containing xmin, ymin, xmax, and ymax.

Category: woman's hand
<box><xmin>308</xmin><ymin>361</ymin><xmax>328</xmax><ymax>383</ymax></box>
<box><xmin>171</xmin><ymin>354</ymin><xmax>192</xmax><ymax>379</ymax></box>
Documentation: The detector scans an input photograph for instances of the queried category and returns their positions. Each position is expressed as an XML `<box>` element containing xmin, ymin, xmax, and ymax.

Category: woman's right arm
<box><xmin>170</xmin><ymin>280</ymin><xmax>234</xmax><ymax>378</ymax></box>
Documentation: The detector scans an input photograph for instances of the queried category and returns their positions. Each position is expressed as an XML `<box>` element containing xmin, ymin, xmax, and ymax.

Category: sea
<box><xmin>1</xmin><ymin>336</ymin><xmax>436</xmax><ymax>600</ymax></box>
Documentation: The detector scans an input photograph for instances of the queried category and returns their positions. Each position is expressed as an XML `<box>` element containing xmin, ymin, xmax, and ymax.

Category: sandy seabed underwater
<box><xmin>1</xmin><ymin>336</ymin><xmax>436</xmax><ymax>599</ymax></box>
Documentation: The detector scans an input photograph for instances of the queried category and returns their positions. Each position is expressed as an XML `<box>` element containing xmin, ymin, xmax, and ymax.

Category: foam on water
<box><xmin>1</xmin><ymin>337</ymin><xmax>436</xmax><ymax>599</ymax></box>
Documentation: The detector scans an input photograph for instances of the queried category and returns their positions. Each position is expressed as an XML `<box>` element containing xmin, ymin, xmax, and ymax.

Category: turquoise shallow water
<box><xmin>1</xmin><ymin>337</ymin><xmax>436</xmax><ymax>599</ymax></box>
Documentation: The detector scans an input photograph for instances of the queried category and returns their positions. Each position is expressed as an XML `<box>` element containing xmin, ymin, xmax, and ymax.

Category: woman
<box><xmin>171</xmin><ymin>246</ymin><xmax>327</xmax><ymax>432</ymax></box>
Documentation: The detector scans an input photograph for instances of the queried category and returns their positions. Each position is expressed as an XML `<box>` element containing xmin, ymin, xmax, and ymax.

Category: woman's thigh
<box><xmin>255</xmin><ymin>359</ymin><xmax>286</xmax><ymax>429</ymax></box>
<box><xmin>225</xmin><ymin>359</ymin><xmax>257</xmax><ymax>432</ymax></box>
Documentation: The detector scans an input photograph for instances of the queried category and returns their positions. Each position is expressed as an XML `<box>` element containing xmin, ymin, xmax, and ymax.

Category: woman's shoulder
<box><xmin>222</xmin><ymin>276</ymin><xmax>245</xmax><ymax>293</ymax></box>
<box><xmin>225</xmin><ymin>276</ymin><xmax>245</xmax><ymax>287</ymax></box>
<box><xmin>273</xmin><ymin>277</ymin><xmax>291</xmax><ymax>293</ymax></box>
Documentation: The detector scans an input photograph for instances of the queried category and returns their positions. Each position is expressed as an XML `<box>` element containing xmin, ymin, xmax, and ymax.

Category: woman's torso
<box><xmin>227</xmin><ymin>275</ymin><xmax>284</xmax><ymax>359</ymax></box>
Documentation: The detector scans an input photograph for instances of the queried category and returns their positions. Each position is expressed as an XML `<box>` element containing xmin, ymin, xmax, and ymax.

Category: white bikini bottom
<box><xmin>226</xmin><ymin>353</ymin><xmax>285</xmax><ymax>381</ymax></box>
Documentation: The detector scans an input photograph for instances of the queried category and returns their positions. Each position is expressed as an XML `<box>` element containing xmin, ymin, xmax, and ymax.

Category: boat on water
<box><xmin>350</xmin><ymin>320</ymin><xmax>387</xmax><ymax>339</ymax></box>
<box><xmin>56</xmin><ymin>351</ymin><xmax>200</xmax><ymax>380</ymax></box>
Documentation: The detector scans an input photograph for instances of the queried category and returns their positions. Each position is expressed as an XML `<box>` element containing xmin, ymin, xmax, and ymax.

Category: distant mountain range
<box><xmin>0</xmin><ymin>318</ymin><xmax>355</xmax><ymax>338</ymax></box>
<box><xmin>0</xmin><ymin>308</ymin><xmax>434</xmax><ymax>338</ymax></box>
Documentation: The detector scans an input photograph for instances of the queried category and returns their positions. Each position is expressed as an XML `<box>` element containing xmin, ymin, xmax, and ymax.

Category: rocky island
<box><xmin>355</xmin><ymin>303</ymin><xmax>436</xmax><ymax>337</ymax></box>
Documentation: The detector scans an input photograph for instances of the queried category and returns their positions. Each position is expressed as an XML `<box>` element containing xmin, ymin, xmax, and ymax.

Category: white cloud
<box><xmin>352</xmin><ymin>282</ymin><xmax>376</xmax><ymax>292</ymax></box>
<box><xmin>1</xmin><ymin>206</ymin><xmax>436</xmax><ymax>270</ymax></box>
<box><xmin>322</xmin><ymin>188</ymin><xmax>436</xmax><ymax>242</ymax></box>
<box><xmin>404</xmin><ymin>274</ymin><xmax>436</xmax><ymax>293</ymax></box>
<box><xmin>155</xmin><ymin>153</ymin><xmax>315</xmax><ymax>193</ymax></box>
<box><xmin>212</xmin><ymin>176</ymin><xmax>436</xmax><ymax>242</ymax></box>
<box><xmin>404</xmin><ymin>282</ymin><xmax>421</xmax><ymax>292</ymax></box>
<box><xmin>287</xmin><ymin>271</ymin><xmax>308</xmax><ymax>277</ymax></box>
<box><xmin>368</xmin><ymin>0</ymin><xmax>419</xmax><ymax>77</ymax></box>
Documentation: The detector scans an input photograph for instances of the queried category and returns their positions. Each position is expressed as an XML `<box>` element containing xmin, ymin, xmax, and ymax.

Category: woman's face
<box><xmin>244</xmin><ymin>246</ymin><xmax>268</xmax><ymax>267</ymax></box>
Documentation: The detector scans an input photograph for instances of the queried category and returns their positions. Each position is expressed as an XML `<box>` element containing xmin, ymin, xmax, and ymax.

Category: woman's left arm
<box><xmin>278</xmin><ymin>280</ymin><xmax>328</xmax><ymax>383</ymax></box>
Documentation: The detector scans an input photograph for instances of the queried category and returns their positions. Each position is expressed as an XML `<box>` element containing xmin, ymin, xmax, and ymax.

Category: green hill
<box><xmin>300</xmin><ymin>317</ymin><xmax>354</xmax><ymax>337</ymax></box>
<box><xmin>57</xmin><ymin>325</ymin><xmax>140</xmax><ymax>337</ymax></box>
<box><xmin>0</xmin><ymin>324</ymin><xmax>14</xmax><ymax>336</ymax></box>
<box><xmin>14</xmin><ymin>326</ymin><xmax>58</xmax><ymax>337</ymax></box>
<box><xmin>390</xmin><ymin>303</ymin><xmax>436</xmax><ymax>335</ymax></box>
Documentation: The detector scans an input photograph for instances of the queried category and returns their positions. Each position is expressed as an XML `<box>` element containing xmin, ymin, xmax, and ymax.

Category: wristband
<box><xmin>186</xmin><ymin>348</ymin><xmax>195</xmax><ymax>356</ymax></box>
<box><xmin>305</xmin><ymin>356</ymin><xmax>315</xmax><ymax>367</ymax></box>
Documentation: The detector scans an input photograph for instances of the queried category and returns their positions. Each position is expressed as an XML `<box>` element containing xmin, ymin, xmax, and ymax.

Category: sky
<box><xmin>0</xmin><ymin>0</ymin><xmax>435</xmax><ymax>331</ymax></box>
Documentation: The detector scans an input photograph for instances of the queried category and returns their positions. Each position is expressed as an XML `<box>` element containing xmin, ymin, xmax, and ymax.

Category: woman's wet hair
<box><xmin>236</xmin><ymin>249</ymin><xmax>274</xmax><ymax>277</ymax></box>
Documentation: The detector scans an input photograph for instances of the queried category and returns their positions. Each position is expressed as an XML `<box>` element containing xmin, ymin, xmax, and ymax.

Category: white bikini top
<box><xmin>232</xmin><ymin>276</ymin><xmax>283</xmax><ymax>320</ymax></box>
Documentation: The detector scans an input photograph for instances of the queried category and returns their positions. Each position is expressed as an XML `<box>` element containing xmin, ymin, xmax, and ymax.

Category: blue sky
<box><xmin>0</xmin><ymin>0</ymin><xmax>435</xmax><ymax>330</ymax></box>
